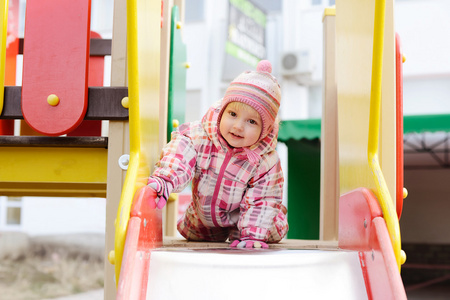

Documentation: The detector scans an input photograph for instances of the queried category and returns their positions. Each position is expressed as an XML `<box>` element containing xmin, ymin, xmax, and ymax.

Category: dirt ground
<box><xmin>0</xmin><ymin>234</ymin><xmax>104</xmax><ymax>300</ymax></box>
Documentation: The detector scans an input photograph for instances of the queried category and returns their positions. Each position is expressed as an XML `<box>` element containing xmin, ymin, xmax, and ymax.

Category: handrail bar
<box><xmin>367</xmin><ymin>0</ymin><xmax>403</xmax><ymax>271</ymax></box>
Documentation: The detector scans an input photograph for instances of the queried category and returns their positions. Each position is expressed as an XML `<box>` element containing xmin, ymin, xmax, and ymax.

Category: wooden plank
<box><xmin>85</xmin><ymin>87</ymin><xmax>129</xmax><ymax>120</ymax></box>
<box><xmin>0</xmin><ymin>136</ymin><xmax>108</xmax><ymax>148</ymax></box>
<box><xmin>0</xmin><ymin>86</ymin><xmax>128</xmax><ymax>120</ymax></box>
<box><xmin>21</xmin><ymin>0</ymin><xmax>91</xmax><ymax>136</ymax></box>
<box><xmin>163</xmin><ymin>237</ymin><xmax>338</xmax><ymax>250</ymax></box>
<box><xmin>0</xmin><ymin>182</ymin><xmax>106</xmax><ymax>197</ymax></box>
<box><xmin>90</xmin><ymin>38</ymin><xmax>112</xmax><ymax>56</ymax></box>
<box><xmin>320</xmin><ymin>8</ymin><xmax>339</xmax><ymax>242</ymax></box>
<box><xmin>105</xmin><ymin>0</ymin><xmax>128</xmax><ymax>297</ymax></box>
<box><xmin>18</xmin><ymin>37</ymin><xmax>112</xmax><ymax>56</ymax></box>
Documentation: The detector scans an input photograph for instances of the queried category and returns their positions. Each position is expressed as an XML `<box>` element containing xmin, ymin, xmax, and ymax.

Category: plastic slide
<box><xmin>116</xmin><ymin>186</ymin><xmax>406</xmax><ymax>300</ymax></box>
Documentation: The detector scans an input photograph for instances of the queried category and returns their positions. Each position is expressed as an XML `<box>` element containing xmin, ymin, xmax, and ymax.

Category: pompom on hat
<box><xmin>218</xmin><ymin>60</ymin><xmax>281</xmax><ymax>142</ymax></box>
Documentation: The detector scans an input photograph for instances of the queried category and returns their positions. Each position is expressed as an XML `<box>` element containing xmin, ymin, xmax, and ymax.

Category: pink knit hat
<box><xmin>218</xmin><ymin>60</ymin><xmax>281</xmax><ymax>141</ymax></box>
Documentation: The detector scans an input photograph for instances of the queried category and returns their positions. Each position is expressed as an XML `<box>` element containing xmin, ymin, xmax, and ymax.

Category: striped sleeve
<box><xmin>152</xmin><ymin>124</ymin><xmax>198</xmax><ymax>193</ymax></box>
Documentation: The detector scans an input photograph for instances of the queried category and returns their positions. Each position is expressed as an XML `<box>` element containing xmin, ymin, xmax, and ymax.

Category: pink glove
<box><xmin>230</xmin><ymin>239</ymin><xmax>269</xmax><ymax>249</ymax></box>
<box><xmin>147</xmin><ymin>177</ymin><xmax>173</xmax><ymax>209</ymax></box>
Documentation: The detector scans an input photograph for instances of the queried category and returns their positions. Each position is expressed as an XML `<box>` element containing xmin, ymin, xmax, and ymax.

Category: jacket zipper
<box><xmin>211</xmin><ymin>150</ymin><xmax>233</xmax><ymax>227</ymax></box>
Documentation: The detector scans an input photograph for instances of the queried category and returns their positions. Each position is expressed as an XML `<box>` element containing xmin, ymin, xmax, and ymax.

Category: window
<box><xmin>0</xmin><ymin>196</ymin><xmax>22</xmax><ymax>229</ymax></box>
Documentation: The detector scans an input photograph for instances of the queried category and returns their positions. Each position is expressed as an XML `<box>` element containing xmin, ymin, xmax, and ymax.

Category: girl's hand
<box><xmin>230</xmin><ymin>239</ymin><xmax>269</xmax><ymax>249</ymax></box>
<box><xmin>147</xmin><ymin>177</ymin><xmax>170</xmax><ymax>209</ymax></box>
<box><xmin>147</xmin><ymin>182</ymin><xmax>166</xmax><ymax>209</ymax></box>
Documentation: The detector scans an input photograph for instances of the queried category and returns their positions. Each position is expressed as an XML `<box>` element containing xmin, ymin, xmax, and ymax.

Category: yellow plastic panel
<box><xmin>113</xmin><ymin>0</ymin><xmax>161</xmax><ymax>284</ymax></box>
<box><xmin>336</xmin><ymin>0</ymin><xmax>376</xmax><ymax>194</ymax></box>
<box><xmin>336</xmin><ymin>0</ymin><xmax>400</xmax><ymax>269</ymax></box>
<box><xmin>336</xmin><ymin>0</ymin><xmax>396</xmax><ymax>201</ymax></box>
<box><xmin>0</xmin><ymin>146</ymin><xmax>107</xmax><ymax>196</ymax></box>
<box><xmin>0</xmin><ymin>0</ymin><xmax>8</xmax><ymax>114</ymax></box>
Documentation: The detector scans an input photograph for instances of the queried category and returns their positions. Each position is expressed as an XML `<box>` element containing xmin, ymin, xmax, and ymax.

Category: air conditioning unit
<box><xmin>280</xmin><ymin>50</ymin><xmax>314</xmax><ymax>77</ymax></box>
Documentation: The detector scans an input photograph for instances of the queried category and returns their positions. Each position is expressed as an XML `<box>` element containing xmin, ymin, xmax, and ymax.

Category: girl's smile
<box><xmin>219</xmin><ymin>102</ymin><xmax>262</xmax><ymax>148</ymax></box>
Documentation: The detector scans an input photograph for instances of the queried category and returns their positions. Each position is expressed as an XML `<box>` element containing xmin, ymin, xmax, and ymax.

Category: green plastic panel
<box><xmin>167</xmin><ymin>6</ymin><xmax>187</xmax><ymax>142</ymax></box>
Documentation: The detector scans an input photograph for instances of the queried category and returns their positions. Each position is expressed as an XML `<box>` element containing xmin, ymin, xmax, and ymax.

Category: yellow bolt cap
<box><xmin>121</xmin><ymin>97</ymin><xmax>129</xmax><ymax>109</ymax></box>
<box><xmin>172</xmin><ymin>119</ymin><xmax>179</xmax><ymax>128</ymax></box>
<box><xmin>185</xmin><ymin>62</ymin><xmax>191</xmax><ymax>69</ymax></box>
<box><xmin>176</xmin><ymin>21</ymin><xmax>182</xmax><ymax>29</ymax></box>
<box><xmin>400</xmin><ymin>250</ymin><xmax>407</xmax><ymax>265</ymax></box>
<box><xmin>108</xmin><ymin>250</ymin><xmax>115</xmax><ymax>265</ymax></box>
<box><xmin>47</xmin><ymin>94</ymin><xmax>59</xmax><ymax>106</ymax></box>
<box><xmin>403</xmin><ymin>187</ymin><xmax>408</xmax><ymax>199</ymax></box>
<box><xmin>402</xmin><ymin>54</ymin><xmax>406</xmax><ymax>63</ymax></box>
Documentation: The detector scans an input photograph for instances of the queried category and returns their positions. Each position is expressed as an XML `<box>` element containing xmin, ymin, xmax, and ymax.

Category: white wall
<box><xmin>395</xmin><ymin>0</ymin><xmax>450</xmax><ymax>78</ymax></box>
<box><xmin>21</xmin><ymin>197</ymin><xmax>106</xmax><ymax>236</ymax></box>
<box><xmin>403</xmin><ymin>77</ymin><xmax>450</xmax><ymax>115</ymax></box>
<box><xmin>395</xmin><ymin>0</ymin><xmax>450</xmax><ymax>116</ymax></box>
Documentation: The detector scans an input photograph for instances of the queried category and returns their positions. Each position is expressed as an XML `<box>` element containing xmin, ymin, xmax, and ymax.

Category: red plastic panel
<box><xmin>67</xmin><ymin>31</ymin><xmax>103</xmax><ymax>137</ymax></box>
<box><xmin>339</xmin><ymin>188</ymin><xmax>382</xmax><ymax>251</ymax></box>
<box><xmin>117</xmin><ymin>186</ymin><xmax>163</xmax><ymax>300</ymax></box>
<box><xmin>395</xmin><ymin>32</ymin><xmax>404</xmax><ymax>219</ymax></box>
<box><xmin>21</xmin><ymin>0</ymin><xmax>91</xmax><ymax>136</ymax></box>
<box><xmin>359</xmin><ymin>217</ymin><xmax>407</xmax><ymax>300</ymax></box>
<box><xmin>117</xmin><ymin>217</ymin><xmax>141</xmax><ymax>299</ymax></box>
<box><xmin>339</xmin><ymin>188</ymin><xmax>407</xmax><ymax>299</ymax></box>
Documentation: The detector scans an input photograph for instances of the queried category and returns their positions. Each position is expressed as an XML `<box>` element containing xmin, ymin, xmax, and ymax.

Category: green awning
<box><xmin>278</xmin><ymin>119</ymin><xmax>321</xmax><ymax>142</ymax></box>
<box><xmin>278</xmin><ymin>114</ymin><xmax>450</xmax><ymax>142</ymax></box>
<box><xmin>403</xmin><ymin>114</ymin><xmax>450</xmax><ymax>134</ymax></box>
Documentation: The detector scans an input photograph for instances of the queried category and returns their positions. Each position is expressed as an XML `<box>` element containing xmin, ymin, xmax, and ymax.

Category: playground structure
<box><xmin>0</xmin><ymin>0</ymin><xmax>409</xmax><ymax>299</ymax></box>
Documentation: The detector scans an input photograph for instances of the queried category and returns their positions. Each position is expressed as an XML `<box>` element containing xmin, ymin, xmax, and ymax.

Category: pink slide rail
<box><xmin>116</xmin><ymin>186</ymin><xmax>163</xmax><ymax>300</ymax></box>
<box><xmin>117</xmin><ymin>187</ymin><xmax>407</xmax><ymax>299</ymax></box>
<box><xmin>395</xmin><ymin>32</ymin><xmax>404</xmax><ymax>219</ymax></box>
<box><xmin>340</xmin><ymin>188</ymin><xmax>407</xmax><ymax>300</ymax></box>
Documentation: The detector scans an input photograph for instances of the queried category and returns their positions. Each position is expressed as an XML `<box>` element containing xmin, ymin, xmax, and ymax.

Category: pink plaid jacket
<box><xmin>152</xmin><ymin>100</ymin><xmax>288</xmax><ymax>243</ymax></box>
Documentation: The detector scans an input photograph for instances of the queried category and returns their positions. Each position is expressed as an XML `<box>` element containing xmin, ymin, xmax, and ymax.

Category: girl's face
<box><xmin>219</xmin><ymin>102</ymin><xmax>262</xmax><ymax>148</ymax></box>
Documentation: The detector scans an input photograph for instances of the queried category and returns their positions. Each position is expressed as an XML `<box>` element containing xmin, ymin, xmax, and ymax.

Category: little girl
<box><xmin>148</xmin><ymin>60</ymin><xmax>288</xmax><ymax>248</ymax></box>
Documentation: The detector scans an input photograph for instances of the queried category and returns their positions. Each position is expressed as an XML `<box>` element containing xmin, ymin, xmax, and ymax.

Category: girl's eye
<box><xmin>248</xmin><ymin>119</ymin><xmax>257</xmax><ymax>125</ymax></box>
<box><xmin>229</xmin><ymin>111</ymin><xmax>237</xmax><ymax>117</ymax></box>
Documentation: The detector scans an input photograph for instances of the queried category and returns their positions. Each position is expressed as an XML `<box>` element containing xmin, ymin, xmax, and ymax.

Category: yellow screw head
<box><xmin>403</xmin><ymin>187</ymin><xmax>408</xmax><ymax>199</ymax></box>
<box><xmin>400</xmin><ymin>250</ymin><xmax>407</xmax><ymax>265</ymax></box>
<box><xmin>47</xmin><ymin>94</ymin><xmax>59</xmax><ymax>106</ymax></box>
<box><xmin>172</xmin><ymin>119</ymin><xmax>179</xmax><ymax>128</ymax></box>
<box><xmin>402</xmin><ymin>54</ymin><xmax>406</xmax><ymax>63</ymax></box>
<box><xmin>184</xmin><ymin>62</ymin><xmax>191</xmax><ymax>69</ymax></box>
<box><xmin>121</xmin><ymin>97</ymin><xmax>129</xmax><ymax>109</ymax></box>
<box><xmin>176</xmin><ymin>21</ymin><xmax>182</xmax><ymax>29</ymax></box>
<box><xmin>108</xmin><ymin>250</ymin><xmax>115</xmax><ymax>265</ymax></box>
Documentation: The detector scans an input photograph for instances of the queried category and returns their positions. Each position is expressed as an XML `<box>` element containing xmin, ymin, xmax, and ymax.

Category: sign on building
<box><xmin>223</xmin><ymin>0</ymin><xmax>267</xmax><ymax>81</ymax></box>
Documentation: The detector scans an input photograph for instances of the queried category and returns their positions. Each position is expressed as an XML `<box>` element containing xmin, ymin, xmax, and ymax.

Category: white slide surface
<box><xmin>146</xmin><ymin>248</ymin><xmax>368</xmax><ymax>300</ymax></box>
